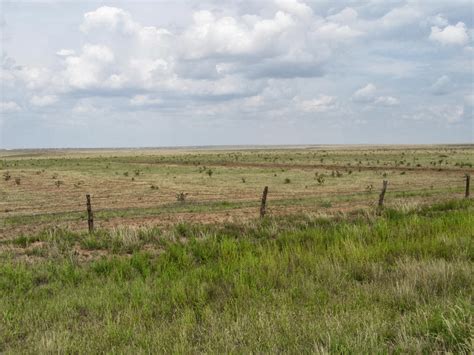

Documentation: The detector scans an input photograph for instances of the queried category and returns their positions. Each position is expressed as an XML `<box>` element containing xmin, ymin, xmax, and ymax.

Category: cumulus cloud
<box><xmin>323</xmin><ymin>4</ymin><xmax>422</xmax><ymax>39</ymax></box>
<box><xmin>242</xmin><ymin>95</ymin><xmax>264</xmax><ymax>108</ymax></box>
<box><xmin>435</xmin><ymin>105</ymin><xmax>464</xmax><ymax>124</ymax></box>
<box><xmin>80</xmin><ymin>6</ymin><xmax>139</xmax><ymax>34</ymax></box>
<box><xmin>352</xmin><ymin>84</ymin><xmax>399</xmax><ymax>106</ymax></box>
<box><xmin>56</xmin><ymin>49</ymin><xmax>75</xmax><ymax>57</ymax></box>
<box><xmin>295</xmin><ymin>95</ymin><xmax>337</xmax><ymax>113</ymax></box>
<box><xmin>72</xmin><ymin>101</ymin><xmax>100</xmax><ymax>114</ymax></box>
<box><xmin>352</xmin><ymin>83</ymin><xmax>377</xmax><ymax>102</ymax></box>
<box><xmin>0</xmin><ymin>101</ymin><xmax>21</xmax><ymax>113</ymax></box>
<box><xmin>30</xmin><ymin>95</ymin><xmax>58</xmax><ymax>107</ymax></box>
<box><xmin>313</xmin><ymin>21</ymin><xmax>363</xmax><ymax>41</ymax></box>
<box><xmin>409</xmin><ymin>105</ymin><xmax>465</xmax><ymax>124</ymax></box>
<box><xmin>63</xmin><ymin>44</ymin><xmax>115</xmax><ymax>89</ymax></box>
<box><xmin>2</xmin><ymin>0</ymin><xmax>473</xmax><ymax>147</ymax></box>
<box><xmin>374</xmin><ymin>96</ymin><xmax>399</xmax><ymax>106</ymax></box>
<box><xmin>180</xmin><ymin>10</ymin><xmax>295</xmax><ymax>59</ymax></box>
<box><xmin>2</xmin><ymin>3</ymin><xmax>427</xmax><ymax>107</ymax></box>
<box><xmin>275</xmin><ymin>0</ymin><xmax>313</xmax><ymax>20</ymax></box>
<box><xmin>427</xmin><ymin>14</ymin><xmax>449</xmax><ymax>27</ymax></box>
<box><xmin>130</xmin><ymin>95</ymin><xmax>162</xmax><ymax>106</ymax></box>
<box><xmin>52</xmin><ymin>4</ymin><xmax>341</xmax><ymax>97</ymax></box>
<box><xmin>429</xmin><ymin>22</ymin><xmax>469</xmax><ymax>46</ymax></box>
<box><xmin>377</xmin><ymin>5</ymin><xmax>422</xmax><ymax>30</ymax></box>
<box><xmin>327</xmin><ymin>7</ymin><xmax>359</xmax><ymax>24</ymax></box>
<box><xmin>15</xmin><ymin>66</ymin><xmax>51</xmax><ymax>90</ymax></box>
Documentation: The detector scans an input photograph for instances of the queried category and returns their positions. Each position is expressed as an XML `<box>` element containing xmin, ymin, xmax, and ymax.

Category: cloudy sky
<box><xmin>1</xmin><ymin>0</ymin><xmax>473</xmax><ymax>148</ymax></box>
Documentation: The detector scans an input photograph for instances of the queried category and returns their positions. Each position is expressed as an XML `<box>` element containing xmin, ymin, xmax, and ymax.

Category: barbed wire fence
<box><xmin>80</xmin><ymin>173</ymin><xmax>471</xmax><ymax>233</ymax></box>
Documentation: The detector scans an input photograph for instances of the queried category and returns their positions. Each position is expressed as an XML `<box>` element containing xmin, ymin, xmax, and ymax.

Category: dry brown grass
<box><xmin>1</xmin><ymin>145</ymin><xmax>472</xmax><ymax>238</ymax></box>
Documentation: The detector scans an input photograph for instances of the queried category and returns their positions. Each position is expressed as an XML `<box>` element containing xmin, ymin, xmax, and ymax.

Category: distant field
<box><xmin>0</xmin><ymin>146</ymin><xmax>473</xmax><ymax>352</ymax></box>
<box><xmin>1</xmin><ymin>145</ymin><xmax>473</xmax><ymax>239</ymax></box>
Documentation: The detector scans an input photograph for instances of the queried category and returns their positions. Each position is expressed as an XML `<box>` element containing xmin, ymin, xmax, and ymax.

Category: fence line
<box><xmin>2</xmin><ymin>176</ymin><xmax>470</xmax><ymax>229</ymax></box>
<box><xmin>81</xmin><ymin>176</ymin><xmax>470</xmax><ymax>232</ymax></box>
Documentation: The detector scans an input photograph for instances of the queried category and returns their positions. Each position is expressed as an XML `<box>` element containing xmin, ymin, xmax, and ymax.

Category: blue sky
<box><xmin>1</xmin><ymin>0</ymin><xmax>473</xmax><ymax>148</ymax></box>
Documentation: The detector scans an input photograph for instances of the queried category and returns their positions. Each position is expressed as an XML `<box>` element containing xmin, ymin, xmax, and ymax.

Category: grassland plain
<box><xmin>0</xmin><ymin>145</ymin><xmax>473</xmax><ymax>238</ymax></box>
<box><xmin>0</xmin><ymin>145</ymin><xmax>473</xmax><ymax>352</ymax></box>
<box><xmin>0</xmin><ymin>199</ymin><xmax>473</xmax><ymax>352</ymax></box>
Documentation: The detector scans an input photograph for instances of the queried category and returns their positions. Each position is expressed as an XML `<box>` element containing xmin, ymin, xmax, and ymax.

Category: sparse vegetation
<box><xmin>176</xmin><ymin>192</ymin><xmax>188</xmax><ymax>203</ymax></box>
<box><xmin>0</xmin><ymin>146</ymin><xmax>472</xmax><ymax>239</ymax></box>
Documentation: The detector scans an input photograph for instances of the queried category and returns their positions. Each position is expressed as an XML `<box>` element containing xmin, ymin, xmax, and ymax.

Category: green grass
<box><xmin>1</xmin><ymin>200</ymin><xmax>473</xmax><ymax>352</ymax></box>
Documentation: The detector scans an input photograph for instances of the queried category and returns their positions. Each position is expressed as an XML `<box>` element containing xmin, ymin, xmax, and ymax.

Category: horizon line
<box><xmin>1</xmin><ymin>142</ymin><xmax>473</xmax><ymax>151</ymax></box>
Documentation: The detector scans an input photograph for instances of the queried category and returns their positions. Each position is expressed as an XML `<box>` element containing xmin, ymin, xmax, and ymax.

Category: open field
<box><xmin>1</xmin><ymin>145</ymin><xmax>473</xmax><ymax>239</ymax></box>
<box><xmin>0</xmin><ymin>200</ymin><xmax>473</xmax><ymax>352</ymax></box>
<box><xmin>0</xmin><ymin>146</ymin><xmax>473</xmax><ymax>352</ymax></box>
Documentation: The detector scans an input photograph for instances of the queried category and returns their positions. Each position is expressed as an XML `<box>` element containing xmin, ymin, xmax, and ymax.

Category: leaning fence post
<box><xmin>86</xmin><ymin>194</ymin><xmax>94</xmax><ymax>233</ymax></box>
<box><xmin>378</xmin><ymin>180</ymin><xmax>388</xmax><ymax>208</ymax></box>
<box><xmin>260</xmin><ymin>186</ymin><xmax>268</xmax><ymax>218</ymax></box>
<box><xmin>465</xmin><ymin>174</ymin><xmax>470</xmax><ymax>199</ymax></box>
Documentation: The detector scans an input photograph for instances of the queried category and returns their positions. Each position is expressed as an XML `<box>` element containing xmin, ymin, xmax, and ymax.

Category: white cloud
<box><xmin>378</xmin><ymin>5</ymin><xmax>422</xmax><ymax>29</ymax></box>
<box><xmin>181</xmin><ymin>10</ymin><xmax>294</xmax><ymax>59</ymax></box>
<box><xmin>437</xmin><ymin>105</ymin><xmax>464</xmax><ymax>124</ymax></box>
<box><xmin>325</xmin><ymin>5</ymin><xmax>423</xmax><ymax>40</ymax></box>
<box><xmin>30</xmin><ymin>95</ymin><xmax>58</xmax><ymax>107</ymax></box>
<box><xmin>327</xmin><ymin>8</ymin><xmax>359</xmax><ymax>24</ymax></box>
<box><xmin>374</xmin><ymin>96</ymin><xmax>399</xmax><ymax>106</ymax></box>
<box><xmin>352</xmin><ymin>83</ymin><xmax>377</xmax><ymax>102</ymax></box>
<box><xmin>314</xmin><ymin>7</ymin><xmax>364</xmax><ymax>42</ymax></box>
<box><xmin>72</xmin><ymin>102</ymin><xmax>100</xmax><ymax>114</ymax></box>
<box><xmin>353</xmin><ymin>84</ymin><xmax>399</xmax><ymax>106</ymax></box>
<box><xmin>63</xmin><ymin>44</ymin><xmax>115</xmax><ymax>89</ymax></box>
<box><xmin>275</xmin><ymin>0</ymin><xmax>313</xmax><ymax>20</ymax></box>
<box><xmin>0</xmin><ymin>101</ymin><xmax>21</xmax><ymax>113</ymax></box>
<box><xmin>428</xmin><ymin>14</ymin><xmax>449</xmax><ymax>27</ymax></box>
<box><xmin>409</xmin><ymin>105</ymin><xmax>465</xmax><ymax>124</ymax></box>
<box><xmin>313</xmin><ymin>21</ymin><xmax>363</xmax><ymax>41</ymax></box>
<box><xmin>128</xmin><ymin>58</ymin><xmax>172</xmax><ymax>86</ymax></box>
<box><xmin>130</xmin><ymin>95</ymin><xmax>162</xmax><ymax>106</ymax></box>
<box><xmin>295</xmin><ymin>95</ymin><xmax>337</xmax><ymax>113</ymax></box>
<box><xmin>15</xmin><ymin>66</ymin><xmax>51</xmax><ymax>90</ymax></box>
<box><xmin>56</xmin><ymin>49</ymin><xmax>75</xmax><ymax>57</ymax></box>
<box><xmin>242</xmin><ymin>95</ymin><xmax>264</xmax><ymax>108</ymax></box>
<box><xmin>80</xmin><ymin>6</ymin><xmax>138</xmax><ymax>34</ymax></box>
<box><xmin>430</xmin><ymin>22</ymin><xmax>469</xmax><ymax>46</ymax></box>
<box><xmin>2</xmin><ymin>1</ymin><xmax>473</xmax><ymax>148</ymax></box>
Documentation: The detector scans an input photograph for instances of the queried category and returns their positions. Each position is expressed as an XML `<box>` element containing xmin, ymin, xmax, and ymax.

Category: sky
<box><xmin>0</xmin><ymin>0</ymin><xmax>473</xmax><ymax>148</ymax></box>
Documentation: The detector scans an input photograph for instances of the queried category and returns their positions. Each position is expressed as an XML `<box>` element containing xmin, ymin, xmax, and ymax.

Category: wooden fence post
<box><xmin>260</xmin><ymin>186</ymin><xmax>268</xmax><ymax>218</ymax></box>
<box><xmin>86</xmin><ymin>194</ymin><xmax>94</xmax><ymax>233</ymax></box>
<box><xmin>378</xmin><ymin>180</ymin><xmax>388</xmax><ymax>208</ymax></box>
<box><xmin>465</xmin><ymin>174</ymin><xmax>470</xmax><ymax>199</ymax></box>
